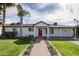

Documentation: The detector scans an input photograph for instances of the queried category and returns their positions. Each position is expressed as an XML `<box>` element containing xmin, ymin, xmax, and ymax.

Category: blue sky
<box><xmin>5</xmin><ymin>3</ymin><xmax>79</xmax><ymax>25</ymax></box>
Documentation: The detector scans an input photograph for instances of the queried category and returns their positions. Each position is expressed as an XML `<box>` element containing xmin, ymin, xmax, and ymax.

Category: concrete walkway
<box><xmin>70</xmin><ymin>41</ymin><xmax>79</xmax><ymax>45</ymax></box>
<box><xmin>30</xmin><ymin>38</ymin><xmax>51</xmax><ymax>56</ymax></box>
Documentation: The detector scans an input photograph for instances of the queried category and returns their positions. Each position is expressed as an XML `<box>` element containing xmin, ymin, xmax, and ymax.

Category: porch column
<box><xmin>74</xmin><ymin>27</ymin><xmax>76</xmax><ymax>38</ymax></box>
<box><xmin>47</xmin><ymin>26</ymin><xmax>49</xmax><ymax>38</ymax></box>
<box><xmin>34</xmin><ymin>26</ymin><xmax>36</xmax><ymax>38</ymax></box>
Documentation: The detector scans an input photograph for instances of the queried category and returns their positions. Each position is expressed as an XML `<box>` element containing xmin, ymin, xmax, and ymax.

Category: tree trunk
<box><xmin>20</xmin><ymin>16</ymin><xmax>23</xmax><ymax>37</ymax></box>
<box><xmin>2</xmin><ymin>4</ymin><xmax>6</xmax><ymax>36</ymax></box>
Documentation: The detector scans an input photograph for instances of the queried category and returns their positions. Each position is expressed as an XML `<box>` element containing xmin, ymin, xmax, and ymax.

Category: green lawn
<box><xmin>50</xmin><ymin>40</ymin><xmax>79</xmax><ymax>56</ymax></box>
<box><xmin>0</xmin><ymin>37</ymin><xmax>32</xmax><ymax>56</ymax></box>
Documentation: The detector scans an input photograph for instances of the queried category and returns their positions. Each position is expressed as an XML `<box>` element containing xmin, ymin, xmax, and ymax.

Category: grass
<box><xmin>50</xmin><ymin>40</ymin><xmax>79</xmax><ymax>56</ymax></box>
<box><xmin>0</xmin><ymin>37</ymin><xmax>32</xmax><ymax>56</ymax></box>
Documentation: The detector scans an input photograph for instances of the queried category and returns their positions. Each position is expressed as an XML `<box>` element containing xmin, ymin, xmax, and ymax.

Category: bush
<box><xmin>28</xmin><ymin>35</ymin><xmax>33</xmax><ymax>37</ymax></box>
<box><xmin>1</xmin><ymin>31</ymin><xmax>17</xmax><ymax>38</ymax></box>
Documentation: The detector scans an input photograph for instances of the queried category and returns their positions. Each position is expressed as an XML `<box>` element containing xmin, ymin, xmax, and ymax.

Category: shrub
<box><xmin>28</xmin><ymin>35</ymin><xmax>33</xmax><ymax>38</ymax></box>
<box><xmin>1</xmin><ymin>31</ymin><xmax>17</xmax><ymax>38</ymax></box>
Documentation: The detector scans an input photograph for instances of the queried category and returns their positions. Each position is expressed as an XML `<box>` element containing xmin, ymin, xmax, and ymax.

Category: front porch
<box><xmin>34</xmin><ymin>26</ymin><xmax>49</xmax><ymax>38</ymax></box>
<box><xmin>33</xmin><ymin>21</ymin><xmax>49</xmax><ymax>38</ymax></box>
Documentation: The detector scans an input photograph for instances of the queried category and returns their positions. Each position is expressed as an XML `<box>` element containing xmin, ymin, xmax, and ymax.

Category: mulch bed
<box><xmin>45</xmin><ymin>39</ymin><xmax>59</xmax><ymax>56</ymax></box>
<box><xmin>23</xmin><ymin>38</ymin><xmax>36</xmax><ymax>56</ymax></box>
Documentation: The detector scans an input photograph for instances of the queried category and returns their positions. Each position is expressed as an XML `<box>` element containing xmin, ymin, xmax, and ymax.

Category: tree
<box><xmin>17</xmin><ymin>4</ymin><xmax>30</xmax><ymax>37</ymax></box>
<box><xmin>0</xmin><ymin>3</ymin><xmax>15</xmax><ymax>36</ymax></box>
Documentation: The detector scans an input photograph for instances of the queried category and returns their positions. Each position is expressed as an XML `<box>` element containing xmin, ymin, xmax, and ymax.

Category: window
<box><xmin>50</xmin><ymin>28</ymin><xmax>54</xmax><ymax>34</ymax></box>
<box><xmin>28</xmin><ymin>27</ymin><xmax>33</xmax><ymax>31</ymax></box>
<box><xmin>62</xmin><ymin>29</ymin><xmax>67</xmax><ymax>32</ymax></box>
<box><xmin>46</xmin><ymin>28</ymin><xmax>47</xmax><ymax>34</ymax></box>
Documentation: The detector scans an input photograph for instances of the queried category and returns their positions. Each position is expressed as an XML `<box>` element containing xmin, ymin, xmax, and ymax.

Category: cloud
<box><xmin>5</xmin><ymin>19</ymin><xmax>13</xmax><ymax>24</ymax></box>
<box><xmin>25</xmin><ymin>3</ymin><xmax>61</xmax><ymax>14</ymax></box>
<box><xmin>6</xmin><ymin>6</ymin><xmax>20</xmax><ymax>22</ymax></box>
<box><xmin>5</xmin><ymin>3</ymin><xmax>79</xmax><ymax>25</ymax></box>
<box><xmin>37</xmin><ymin>3</ymin><xmax>50</xmax><ymax>9</ymax></box>
<box><xmin>6</xmin><ymin>3</ymin><xmax>63</xmax><ymax>24</ymax></box>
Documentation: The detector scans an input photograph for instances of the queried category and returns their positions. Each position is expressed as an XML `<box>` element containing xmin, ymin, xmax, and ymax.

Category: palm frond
<box><xmin>17</xmin><ymin>4</ymin><xmax>23</xmax><ymax>13</ymax></box>
<box><xmin>17</xmin><ymin>4</ymin><xmax>30</xmax><ymax>17</ymax></box>
<box><xmin>5</xmin><ymin>3</ymin><xmax>15</xmax><ymax>8</ymax></box>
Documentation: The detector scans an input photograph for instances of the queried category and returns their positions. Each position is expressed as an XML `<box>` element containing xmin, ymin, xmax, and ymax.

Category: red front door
<box><xmin>38</xmin><ymin>28</ymin><xmax>42</xmax><ymax>37</ymax></box>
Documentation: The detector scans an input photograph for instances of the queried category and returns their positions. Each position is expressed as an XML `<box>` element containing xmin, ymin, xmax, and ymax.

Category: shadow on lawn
<box><xmin>0</xmin><ymin>37</ymin><xmax>32</xmax><ymax>45</ymax></box>
<box><xmin>14</xmin><ymin>37</ymin><xmax>32</xmax><ymax>45</ymax></box>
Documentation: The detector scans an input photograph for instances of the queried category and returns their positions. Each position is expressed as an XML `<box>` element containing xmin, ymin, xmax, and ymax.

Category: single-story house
<box><xmin>1</xmin><ymin>21</ymin><xmax>76</xmax><ymax>38</ymax></box>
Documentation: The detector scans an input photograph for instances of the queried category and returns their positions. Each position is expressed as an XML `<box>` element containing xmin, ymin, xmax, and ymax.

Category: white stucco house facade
<box><xmin>3</xmin><ymin>21</ymin><xmax>76</xmax><ymax>38</ymax></box>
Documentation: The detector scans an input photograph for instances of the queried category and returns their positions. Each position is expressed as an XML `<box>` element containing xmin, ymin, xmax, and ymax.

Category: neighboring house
<box><xmin>2</xmin><ymin>21</ymin><xmax>76</xmax><ymax>38</ymax></box>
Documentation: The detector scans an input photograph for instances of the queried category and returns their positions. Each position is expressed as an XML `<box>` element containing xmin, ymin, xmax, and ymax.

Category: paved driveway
<box><xmin>30</xmin><ymin>38</ymin><xmax>51</xmax><ymax>56</ymax></box>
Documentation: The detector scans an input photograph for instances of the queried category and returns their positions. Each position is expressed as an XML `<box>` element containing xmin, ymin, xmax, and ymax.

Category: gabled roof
<box><xmin>33</xmin><ymin>21</ymin><xmax>49</xmax><ymax>26</ymax></box>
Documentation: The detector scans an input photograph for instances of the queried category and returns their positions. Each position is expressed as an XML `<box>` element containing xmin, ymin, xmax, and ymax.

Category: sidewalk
<box><xmin>30</xmin><ymin>38</ymin><xmax>51</xmax><ymax>56</ymax></box>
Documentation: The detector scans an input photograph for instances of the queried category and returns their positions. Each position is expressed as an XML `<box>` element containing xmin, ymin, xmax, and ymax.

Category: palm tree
<box><xmin>17</xmin><ymin>4</ymin><xmax>30</xmax><ymax>37</ymax></box>
<box><xmin>0</xmin><ymin>3</ymin><xmax>15</xmax><ymax>36</ymax></box>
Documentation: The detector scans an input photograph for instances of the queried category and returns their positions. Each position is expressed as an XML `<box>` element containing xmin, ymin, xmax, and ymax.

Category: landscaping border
<box><xmin>18</xmin><ymin>38</ymin><xmax>35</xmax><ymax>56</ymax></box>
<box><xmin>48</xmin><ymin>41</ymin><xmax>62</xmax><ymax>56</ymax></box>
<box><xmin>45</xmin><ymin>39</ymin><xmax>62</xmax><ymax>56</ymax></box>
